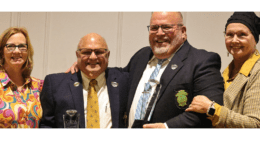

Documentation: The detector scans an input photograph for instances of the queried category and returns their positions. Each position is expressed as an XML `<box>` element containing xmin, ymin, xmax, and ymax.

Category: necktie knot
<box><xmin>89</xmin><ymin>79</ymin><xmax>97</xmax><ymax>87</ymax></box>
<box><xmin>158</xmin><ymin>59</ymin><xmax>167</xmax><ymax>65</ymax></box>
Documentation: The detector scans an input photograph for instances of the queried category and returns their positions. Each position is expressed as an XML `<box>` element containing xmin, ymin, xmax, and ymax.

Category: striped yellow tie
<box><xmin>87</xmin><ymin>79</ymin><xmax>100</xmax><ymax>128</ymax></box>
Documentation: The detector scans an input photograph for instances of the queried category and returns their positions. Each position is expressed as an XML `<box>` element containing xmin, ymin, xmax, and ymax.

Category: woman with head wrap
<box><xmin>185</xmin><ymin>12</ymin><xmax>260</xmax><ymax>128</ymax></box>
<box><xmin>0</xmin><ymin>27</ymin><xmax>43</xmax><ymax>128</ymax></box>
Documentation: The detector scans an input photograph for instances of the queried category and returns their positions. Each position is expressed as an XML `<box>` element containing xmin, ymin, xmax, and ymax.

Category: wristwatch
<box><xmin>206</xmin><ymin>101</ymin><xmax>215</xmax><ymax>117</ymax></box>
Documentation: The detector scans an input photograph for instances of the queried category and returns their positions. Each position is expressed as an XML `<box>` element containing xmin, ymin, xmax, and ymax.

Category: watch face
<box><xmin>208</xmin><ymin>108</ymin><xmax>215</xmax><ymax>116</ymax></box>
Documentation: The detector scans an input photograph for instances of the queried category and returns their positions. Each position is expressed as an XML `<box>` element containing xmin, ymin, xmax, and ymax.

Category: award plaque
<box><xmin>132</xmin><ymin>79</ymin><xmax>162</xmax><ymax>128</ymax></box>
<box><xmin>63</xmin><ymin>109</ymin><xmax>80</xmax><ymax>128</ymax></box>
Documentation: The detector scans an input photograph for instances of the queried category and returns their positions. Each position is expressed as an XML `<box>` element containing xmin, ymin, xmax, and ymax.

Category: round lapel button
<box><xmin>171</xmin><ymin>64</ymin><xmax>178</xmax><ymax>70</ymax></box>
<box><xmin>111</xmin><ymin>82</ymin><xmax>118</xmax><ymax>87</ymax></box>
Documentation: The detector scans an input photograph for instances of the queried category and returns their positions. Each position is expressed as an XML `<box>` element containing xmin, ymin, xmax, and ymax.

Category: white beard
<box><xmin>153</xmin><ymin>44</ymin><xmax>170</xmax><ymax>55</ymax></box>
<box><xmin>152</xmin><ymin>32</ymin><xmax>182</xmax><ymax>56</ymax></box>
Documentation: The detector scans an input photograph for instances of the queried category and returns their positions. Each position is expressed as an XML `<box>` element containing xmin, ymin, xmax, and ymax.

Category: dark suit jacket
<box><xmin>40</xmin><ymin>68</ymin><xmax>129</xmax><ymax>128</ymax></box>
<box><xmin>124</xmin><ymin>40</ymin><xmax>224</xmax><ymax>128</ymax></box>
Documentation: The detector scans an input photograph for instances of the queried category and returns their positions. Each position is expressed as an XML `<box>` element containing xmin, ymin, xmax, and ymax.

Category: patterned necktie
<box><xmin>87</xmin><ymin>79</ymin><xmax>100</xmax><ymax>128</ymax></box>
<box><xmin>135</xmin><ymin>59</ymin><xmax>167</xmax><ymax>120</ymax></box>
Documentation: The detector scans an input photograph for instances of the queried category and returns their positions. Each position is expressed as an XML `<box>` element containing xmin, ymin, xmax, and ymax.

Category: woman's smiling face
<box><xmin>225</xmin><ymin>23</ymin><xmax>256</xmax><ymax>61</ymax></box>
<box><xmin>3</xmin><ymin>33</ymin><xmax>28</xmax><ymax>70</ymax></box>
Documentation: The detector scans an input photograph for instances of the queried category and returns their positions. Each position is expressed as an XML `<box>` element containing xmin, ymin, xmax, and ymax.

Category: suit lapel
<box><xmin>159</xmin><ymin>41</ymin><xmax>189</xmax><ymax>99</ymax></box>
<box><xmin>69</xmin><ymin>71</ymin><xmax>85</xmax><ymax>128</ymax></box>
<box><xmin>224</xmin><ymin>74</ymin><xmax>248</xmax><ymax>109</ymax></box>
<box><xmin>106</xmin><ymin>68</ymin><xmax>120</xmax><ymax>128</ymax></box>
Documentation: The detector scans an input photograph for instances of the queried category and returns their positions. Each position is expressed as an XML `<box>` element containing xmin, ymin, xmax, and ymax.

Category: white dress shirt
<box><xmin>81</xmin><ymin>71</ymin><xmax>112</xmax><ymax>128</ymax></box>
<box><xmin>128</xmin><ymin>46</ymin><xmax>182</xmax><ymax>128</ymax></box>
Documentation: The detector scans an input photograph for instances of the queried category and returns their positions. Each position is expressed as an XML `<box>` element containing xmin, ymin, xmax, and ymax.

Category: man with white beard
<box><xmin>123</xmin><ymin>12</ymin><xmax>224</xmax><ymax>128</ymax></box>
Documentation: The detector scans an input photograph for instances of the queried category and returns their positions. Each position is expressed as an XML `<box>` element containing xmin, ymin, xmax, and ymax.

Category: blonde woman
<box><xmin>0</xmin><ymin>27</ymin><xmax>43</xmax><ymax>128</ymax></box>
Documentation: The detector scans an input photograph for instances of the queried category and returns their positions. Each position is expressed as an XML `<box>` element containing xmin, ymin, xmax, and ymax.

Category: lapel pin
<box><xmin>171</xmin><ymin>64</ymin><xmax>178</xmax><ymax>70</ymax></box>
<box><xmin>111</xmin><ymin>82</ymin><xmax>118</xmax><ymax>87</ymax></box>
<box><xmin>74</xmin><ymin>82</ymin><xmax>80</xmax><ymax>87</ymax></box>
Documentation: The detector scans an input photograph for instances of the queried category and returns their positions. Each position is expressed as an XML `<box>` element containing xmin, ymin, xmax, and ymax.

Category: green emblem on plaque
<box><xmin>176</xmin><ymin>90</ymin><xmax>188</xmax><ymax>107</ymax></box>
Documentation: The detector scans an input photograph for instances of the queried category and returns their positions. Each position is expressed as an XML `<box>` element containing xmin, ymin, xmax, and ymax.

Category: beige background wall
<box><xmin>0</xmin><ymin>12</ymin><xmax>259</xmax><ymax>80</ymax></box>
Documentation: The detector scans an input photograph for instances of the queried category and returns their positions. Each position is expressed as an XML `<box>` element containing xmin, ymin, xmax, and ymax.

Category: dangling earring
<box><xmin>227</xmin><ymin>52</ymin><xmax>229</xmax><ymax>57</ymax></box>
<box><xmin>26</xmin><ymin>59</ymin><xmax>32</xmax><ymax>71</ymax></box>
<box><xmin>25</xmin><ymin>59</ymin><xmax>29</xmax><ymax>69</ymax></box>
<box><xmin>254</xmin><ymin>49</ymin><xmax>259</xmax><ymax>56</ymax></box>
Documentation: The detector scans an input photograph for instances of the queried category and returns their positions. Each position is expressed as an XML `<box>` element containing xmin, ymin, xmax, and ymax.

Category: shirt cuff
<box><xmin>164</xmin><ymin>122</ymin><xmax>169</xmax><ymax>129</ymax></box>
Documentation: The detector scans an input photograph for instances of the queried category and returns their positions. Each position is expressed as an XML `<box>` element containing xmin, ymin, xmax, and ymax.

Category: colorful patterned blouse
<box><xmin>0</xmin><ymin>71</ymin><xmax>44</xmax><ymax>128</ymax></box>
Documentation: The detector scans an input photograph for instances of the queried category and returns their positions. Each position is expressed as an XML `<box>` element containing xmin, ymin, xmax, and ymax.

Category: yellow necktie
<box><xmin>87</xmin><ymin>79</ymin><xmax>100</xmax><ymax>128</ymax></box>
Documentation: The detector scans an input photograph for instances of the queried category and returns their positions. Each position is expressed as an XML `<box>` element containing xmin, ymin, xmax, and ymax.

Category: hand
<box><xmin>65</xmin><ymin>62</ymin><xmax>78</xmax><ymax>74</ymax></box>
<box><xmin>143</xmin><ymin>123</ymin><xmax>166</xmax><ymax>129</ymax></box>
<box><xmin>185</xmin><ymin>95</ymin><xmax>212</xmax><ymax>114</ymax></box>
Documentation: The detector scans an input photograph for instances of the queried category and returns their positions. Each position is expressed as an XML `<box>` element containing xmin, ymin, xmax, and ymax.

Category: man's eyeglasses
<box><xmin>77</xmin><ymin>48</ymin><xmax>108</xmax><ymax>57</ymax></box>
<box><xmin>5</xmin><ymin>44</ymin><xmax>28</xmax><ymax>52</ymax></box>
<box><xmin>147</xmin><ymin>24</ymin><xmax>183</xmax><ymax>33</ymax></box>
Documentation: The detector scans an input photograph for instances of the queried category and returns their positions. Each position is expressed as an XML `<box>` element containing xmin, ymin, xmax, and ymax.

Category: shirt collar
<box><xmin>0</xmin><ymin>70</ymin><xmax>32</xmax><ymax>87</ymax></box>
<box><xmin>223</xmin><ymin>50</ymin><xmax>260</xmax><ymax>82</ymax></box>
<box><xmin>148</xmin><ymin>43</ymin><xmax>183</xmax><ymax>65</ymax></box>
<box><xmin>239</xmin><ymin>50</ymin><xmax>260</xmax><ymax>76</ymax></box>
<box><xmin>81</xmin><ymin>71</ymin><xmax>106</xmax><ymax>92</ymax></box>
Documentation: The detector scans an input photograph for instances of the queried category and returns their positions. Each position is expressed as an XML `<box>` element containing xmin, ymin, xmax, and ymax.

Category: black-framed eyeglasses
<box><xmin>77</xmin><ymin>48</ymin><xmax>109</xmax><ymax>57</ymax></box>
<box><xmin>5</xmin><ymin>44</ymin><xmax>28</xmax><ymax>52</ymax></box>
<box><xmin>147</xmin><ymin>24</ymin><xmax>183</xmax><ymax>33</ymax></box>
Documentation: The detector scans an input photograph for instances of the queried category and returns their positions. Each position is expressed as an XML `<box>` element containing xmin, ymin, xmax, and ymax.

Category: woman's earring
<box><xmin>227</xmin><ymin>52</ymin><xmax>229</xmax><ymax>57</ymax></box>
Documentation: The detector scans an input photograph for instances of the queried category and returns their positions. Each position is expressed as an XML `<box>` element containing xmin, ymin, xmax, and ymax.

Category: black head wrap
<box><xmin>225</xmin><ymin>12</ymin><xmax>260</xmax><ymax>43</ymax></box>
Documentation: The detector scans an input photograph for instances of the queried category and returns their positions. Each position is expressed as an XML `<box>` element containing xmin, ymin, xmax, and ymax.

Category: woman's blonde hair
<box><xmin>0</xmin><ymin>27</ymin><xmax>34</xmax><ymax>78</ymax></box>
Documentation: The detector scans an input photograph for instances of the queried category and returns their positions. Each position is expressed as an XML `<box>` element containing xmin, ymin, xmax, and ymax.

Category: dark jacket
<box><xmin>40</xmin><ymin>68</ymin><xmax>129</xmax><ymax>128</ymax></box>
<box><xmin>124</xmin><ymin>40</ymin><xmax>224</xmax><ymax>128</ymax></box>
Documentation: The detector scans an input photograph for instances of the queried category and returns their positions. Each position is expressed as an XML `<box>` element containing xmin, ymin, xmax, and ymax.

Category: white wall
<box><xmin>0</xmin><ymin>12</ymin><xmax>259</xmax><ymax>80</ymax></box>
